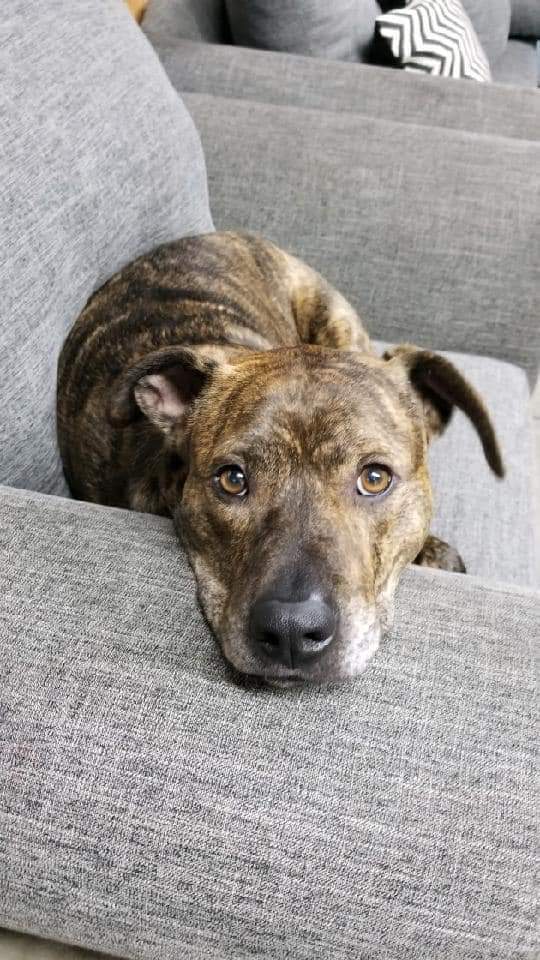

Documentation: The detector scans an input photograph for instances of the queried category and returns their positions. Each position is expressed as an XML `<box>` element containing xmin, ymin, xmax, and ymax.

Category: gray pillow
<box><xmin>460</xmin><ymin>0</ymin><xmax>511</xmax><ymax>64</ymax></box>
<box><xmin>0</xmin><ymin>0</ymin><xmax>213</xmax><ymax>497</ymax></box>
<box><xmin>510</xmin><ymin>0</ymin><xmax>540</xmax><ymax>37</ymax></box>
<box><xmin>225</xmin><ymin>0</ymin><xmax>381</xmax><ymax>63</ymax></box>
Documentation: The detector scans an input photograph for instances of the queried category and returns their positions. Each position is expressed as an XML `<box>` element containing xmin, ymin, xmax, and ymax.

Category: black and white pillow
<box><xmin>374</xmin><ymin>0</ymin><xmax>492</xmax><ymax>82</ymax></box>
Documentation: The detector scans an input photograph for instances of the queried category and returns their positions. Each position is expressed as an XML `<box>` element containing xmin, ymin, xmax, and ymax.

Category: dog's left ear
<box><xmin>109</xmin><ymin>344</ymin><xmax>236</xmax><ymax>432</ymax></box>
<box><xmin>384</xmin><ymin>344</ymin><xmax>504</xmax><ymax>478</ymax></box>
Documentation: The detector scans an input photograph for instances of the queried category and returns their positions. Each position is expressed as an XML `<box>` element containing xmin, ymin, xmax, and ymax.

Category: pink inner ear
<box><xmin>142</xmin><ymin>373</ymin><xmax>186</xmax><ymax>421</ymax></box>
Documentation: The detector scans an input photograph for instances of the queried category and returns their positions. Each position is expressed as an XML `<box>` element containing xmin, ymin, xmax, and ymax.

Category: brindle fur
<box><xmin>57</xmin><ymin>232</ymin><xmax>503</xmax><ymax>683</ymax></box>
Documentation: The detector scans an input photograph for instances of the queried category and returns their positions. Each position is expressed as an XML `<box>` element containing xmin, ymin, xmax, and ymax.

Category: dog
<box><xmin>57</xmin><ymin>232</ymin><xmax>504</xmax><ymax>686</ymax></box>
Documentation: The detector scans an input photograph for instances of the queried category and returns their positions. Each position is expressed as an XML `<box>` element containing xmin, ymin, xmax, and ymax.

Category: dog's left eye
<box><xmin>357</xmin><ymin>464</ymin><xmax>393</xmax><ymax>497</ymax></box>
<box><xmin>215</xmin><ymin>465</ymin><xmax>248</xmax><ymax>497</ymax></box>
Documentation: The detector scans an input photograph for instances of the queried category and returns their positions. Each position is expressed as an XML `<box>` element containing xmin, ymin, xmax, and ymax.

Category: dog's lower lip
<box><xmin>264</xmin><ymin>675</ymin><xmax>305</xmax><ymax>688</ymax></box>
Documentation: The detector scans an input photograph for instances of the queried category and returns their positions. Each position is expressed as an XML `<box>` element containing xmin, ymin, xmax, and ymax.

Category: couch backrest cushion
<box><xmin>224</xmin><ymin>0</ymin><xmax>510</xmax><ymax>66</ymax></box>
<box><xmin>510</xmin><ymin>0</ymin><xmax>540</xmax><ymax>37</ymax></box>
<box><xmin>225</xmin><ymin>0</ymin><xmax>381</xmax><ymax>63</ymax></box>
<box><xmin>460</xmin><ymin>0</ymin><xmax>511</xmax><ymax>64</ymax></box>
<box><xmin>0</xmin><ymin>0</ymin><xmax>213</xmax><ymax>497</ymax></box>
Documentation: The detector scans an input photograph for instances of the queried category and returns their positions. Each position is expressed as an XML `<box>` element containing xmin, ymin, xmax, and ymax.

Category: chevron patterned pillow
<box><xmin>374</xmin><ymin>0</ymin><xmax>492</xmax><ymax>82</ymax></box>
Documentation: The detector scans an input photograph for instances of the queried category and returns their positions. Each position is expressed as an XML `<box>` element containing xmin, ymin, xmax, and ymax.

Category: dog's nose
<box><xmin>250</xmin><ymin>597</ymin><xmax>336</xmax><ymax>668</ymax></box>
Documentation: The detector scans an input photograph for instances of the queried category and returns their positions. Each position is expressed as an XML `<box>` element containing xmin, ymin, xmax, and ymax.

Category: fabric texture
<box><xmin>142</xmin><ymin>0</ymin><xmax>231</xmax><ymax>44</ymax></box>
<box><xmin>0</xmin><ymin>0</ymin><xmax>213</xmax><ymax>498</ymax></box>
<box><xmin>182</xmin><ymin>91</ymin><xmax>540</xmax><ymax>382</ymax></box>
<box><xmin>492</xmin><ymin>37</ymin><xmax>539</xmax><ymax>85</ymax></box>
<box><xmin>374</xmin><ymin>343</ymin><xmax>538</xmax><ymax>586</ymax></box>
<box><xmin>460</xmin><ymin>0</ymin><xmax>511</xmax><ymax>63</ymax></box>
<box><xmin>510</xmin><ymin>0</ymin><xmax>540</xmax><ymax>37</ymax></box>
<box><xmin>373</xmin><ymin>0</ymin><xmax>492</xmax><ymax>81</ymax></box>
<box><xmin>148</xmin><ymin>36</ymin><xmax>540</xmax><ymax>139</ymax></box>
<box><xmin>0</xmin><ymin>484</ymin><xmax>538</xmax><ymax>959</ymax></box>
<box><xmin>224</xmin><ymin>0</ymin><xmax>381</xmax><ymax>63</ymax></box>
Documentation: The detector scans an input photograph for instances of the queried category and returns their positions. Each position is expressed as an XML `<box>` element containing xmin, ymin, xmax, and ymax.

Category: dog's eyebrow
<box><xmin>310</xmin><ymin>436</ymin><xmax>416</xmax><ymax>475</ymax></box>
<box><xmin>205</xmin><ymin>431</ymin><xmax>414</xmax><ymax>477</ymax></box>
<box><xmin>312</xmin><ymin>436</ymin><xmax>400</xmax><ymax>460</ymax></box>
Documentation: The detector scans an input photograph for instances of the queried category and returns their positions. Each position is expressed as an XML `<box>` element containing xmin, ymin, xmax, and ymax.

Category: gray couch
<box><xmin>0</xmin><ymin>1</ymin><xmax>538</xmax><ymax>958</ymax></box>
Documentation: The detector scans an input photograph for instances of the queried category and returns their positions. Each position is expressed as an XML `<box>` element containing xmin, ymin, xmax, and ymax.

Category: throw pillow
<box><xmin>378</xmin><ymin>0</ymin><xmax>511</xmax><ymax>64</ymax></box>
<box><xmin>224</xmin><ymin>0</ymin><xmax>381</xmax><ymax>63</ymax></box>
<box><xmin>373</xmin><ymin>0</ymin><xmax>492</xmax><ymax>80</ymax></box>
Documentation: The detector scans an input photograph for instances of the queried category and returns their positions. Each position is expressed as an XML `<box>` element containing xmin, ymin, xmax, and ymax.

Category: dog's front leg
<box><xmin>414</xmin><ymin>535</ymin><xmax>466</xmax><ymax>573</ymax></box>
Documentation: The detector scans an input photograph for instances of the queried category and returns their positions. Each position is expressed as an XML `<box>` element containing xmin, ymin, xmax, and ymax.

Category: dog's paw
<box><xmin>414</xmin><ymin>535</ymin><xmax>466</xmax><ymax>573</ymax></box>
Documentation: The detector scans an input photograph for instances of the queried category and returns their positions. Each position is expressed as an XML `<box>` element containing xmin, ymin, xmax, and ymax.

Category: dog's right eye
<box><xmin>215</xmin><ymin>465</ymin><xmax>248</xmax><ymax>498</ymax></box>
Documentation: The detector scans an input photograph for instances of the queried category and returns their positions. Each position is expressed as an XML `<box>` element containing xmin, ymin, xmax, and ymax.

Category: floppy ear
<box><xmin>109</xmin><ymin>345</ymin><xmax>224</xmax><ymax>433</ymax></box>
<box><xmin>384</xmin><ymin>344</ymin><xmax>504</xmax><ymax>478</ymax></box>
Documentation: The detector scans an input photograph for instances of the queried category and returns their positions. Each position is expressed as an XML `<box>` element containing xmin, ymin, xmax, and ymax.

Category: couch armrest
<box><xmin>182</xmin><ymin>89</ymin><xmax>540</xmax><ymax>383</ymax></box>
<box><xmin>0</xmin><ymin>484</ymin><xmax>537</xmax><ymax>959</ymax></box>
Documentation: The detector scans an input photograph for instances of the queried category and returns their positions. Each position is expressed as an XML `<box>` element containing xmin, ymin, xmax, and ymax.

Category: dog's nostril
<box><xmin>260</xmin><ymin>630</ymin><xmax>281</xmax><ymax>649</ymax></box>
<box><xmin>298</xmin><ymin>629</ymin><xmax>334</xmax><ymax>657</ymax></box>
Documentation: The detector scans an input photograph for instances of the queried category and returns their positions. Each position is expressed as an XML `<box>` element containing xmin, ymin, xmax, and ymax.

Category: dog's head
<box><xmin>110</xmin><ymin>343</ymin><xmax>503</xmax><ymax>685</ymax></box>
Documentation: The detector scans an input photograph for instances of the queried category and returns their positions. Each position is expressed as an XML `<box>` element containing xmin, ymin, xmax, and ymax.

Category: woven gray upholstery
<box><xmin>182</xmin><ymin>90</ymin><xmax>540</xmax><ymax>381</ymax></box>
<box><xmin>146</xmin><ymin>36</ymin><xmax>540</xmax><ymax>140</ymax></box>
<box><xmin>0</xmin><ymin>0</ymin><xmax>213</xmax><ymax>497</ymax></box>
<box><xmin>0</xmin><ymin>485</ymin><xmax>537</xmax><ymax>959</ymax></box>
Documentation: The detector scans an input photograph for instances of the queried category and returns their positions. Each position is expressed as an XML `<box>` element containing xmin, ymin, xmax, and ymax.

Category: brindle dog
<box><xmin>57</xmin><ymin>232</ymin><xmax>503</xmax><ymax>685</ymax></box>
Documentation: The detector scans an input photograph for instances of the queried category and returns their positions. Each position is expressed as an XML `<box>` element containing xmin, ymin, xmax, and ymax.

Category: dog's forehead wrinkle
<box><xmin>220</xmin><ymin>347</ymin><xmax>390</xmax><ymax>396</ymax></box>
<box><xmin>201</xmin><ymin>351</ymin><xmax>410</xmax><ymax>442</ymax></box>
<box><xmin>208</xmin><ymin>377</ymin><xmax>411</xmax><ymax>459</ymax></box>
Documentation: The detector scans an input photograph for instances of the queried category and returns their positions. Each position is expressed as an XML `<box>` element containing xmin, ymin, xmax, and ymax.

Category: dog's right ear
<box><xmin>383</xmin><ymin>344</ymin><xmax>504</xmax><ymax>477</ymax></box>
<box><xmin>109</xmin><ymin>345</ymin><xmax>230</xmax><ymax>433</ymax></box>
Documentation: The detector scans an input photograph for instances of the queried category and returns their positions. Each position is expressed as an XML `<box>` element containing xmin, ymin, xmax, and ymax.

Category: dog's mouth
<box><xmin>224</xmin><ymin>624</ymin><xmax>382</xmax><ymax>687</ymax></box>
<box><xmin>263</xmin><ymin>675</ymin><xmax>308</xmax><ymax>688</ymax></box>
<box><xmin>215</xmin><ymin>603</ymin><xmax>385</xmax><ymax>686</ymax></box>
